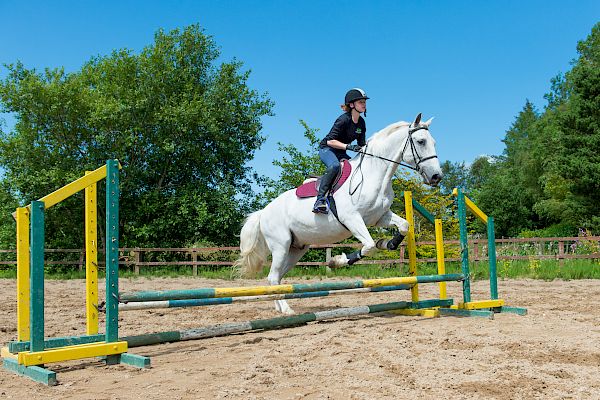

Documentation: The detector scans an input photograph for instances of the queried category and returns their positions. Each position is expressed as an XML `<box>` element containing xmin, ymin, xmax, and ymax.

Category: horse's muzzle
<box><xmin>430</xmin><ymin>173</ymin><xmax>442</xmax><ymax>186</ymax></box>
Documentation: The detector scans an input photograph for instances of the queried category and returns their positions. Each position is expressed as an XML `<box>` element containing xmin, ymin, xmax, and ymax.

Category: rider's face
<box><xmin>352</xmin><ymin>99</ymin><xmax>367</xmax><ymax>113</ymax></box>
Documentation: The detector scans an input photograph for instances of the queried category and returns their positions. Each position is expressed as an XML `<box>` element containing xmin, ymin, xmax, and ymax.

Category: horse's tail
<box><xmin>234</xmin><ymin>211</ymin><xmax>269</xmax><ymax>278</ymax></box>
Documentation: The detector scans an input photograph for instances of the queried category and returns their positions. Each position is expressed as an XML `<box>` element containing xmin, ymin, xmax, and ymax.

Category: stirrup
<box><xmin>312</xmin><ymin>199</ymin><xmax>329</xmax><ymax>214</ymax></box>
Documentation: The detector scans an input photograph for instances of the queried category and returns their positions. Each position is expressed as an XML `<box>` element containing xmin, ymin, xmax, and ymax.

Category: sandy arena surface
<box><xmin>1</xmin><ymin>277</ymin><xmax>599</xmax><ymax>399</ymax></box>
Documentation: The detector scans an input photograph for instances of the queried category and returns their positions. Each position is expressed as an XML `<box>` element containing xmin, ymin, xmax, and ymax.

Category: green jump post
<box><xmin>29</xmin><ymin>201</ymin><xmax>45</xmax><ymax>353</ymax></box>
<box><xmin>456</xmin><ymin>189</ymin><xmax>471</xmax><ymax>303</ymax></box>
<box><xmin>487</xmin><ymin>216</ymin><xmax>498</xmax><ymax>300</ymax></box>
<box><xmin>105</xmin><ymin>160</ymin><xmax>120</xmax><ymax>364</ymax></box>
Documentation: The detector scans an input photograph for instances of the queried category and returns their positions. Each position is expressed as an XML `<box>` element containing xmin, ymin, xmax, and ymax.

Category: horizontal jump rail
<box><xmin>118</xmin><ymin>284</ymin><xmax>413</xmax><ymax>311</ymax></box>
<box><xmin>119</xmin><ymin>273</ymin><xmax>464</xmax><ymax>303</ymax></box>
<box><xmin>122</xmin><ymin>298</ymin><xmax>453</xmax><ymax>347</ymax></box>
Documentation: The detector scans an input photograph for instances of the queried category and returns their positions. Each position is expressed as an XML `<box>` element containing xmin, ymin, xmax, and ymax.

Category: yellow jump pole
<box><xmin>85</xmin><ymin>172</ymin><xmax>99</xmax><ymax>335</ymax></box>
<box><xmin>404</xmin><ymin>191</ymin><xmax>419</xmax><ymax>302</ymax></box>
<box><xmin>434</xmin><ymin>219</ymin><xmax>447</xmax><ymax>300</ymax></box>
<box><xmin>16</xmin><ymin>207</ymin><xmax>30</xmax><ymax>342</ymax></box>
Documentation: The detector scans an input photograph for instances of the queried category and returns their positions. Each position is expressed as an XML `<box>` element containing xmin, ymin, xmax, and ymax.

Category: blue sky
<box><xmin>1</xmin><ymin>1</ymin><xmax>598</xmax><ymax>181</ymax></box>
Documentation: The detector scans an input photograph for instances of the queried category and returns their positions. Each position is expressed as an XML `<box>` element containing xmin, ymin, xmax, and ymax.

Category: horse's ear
<box><xmin>412</xmin><ymin>113</ymin><xmax>422</xmax><ymax>127</ymax></box>
<box><xmin>424</xmin><ymin>117</ymin><xmax>434</xmax><ymax>127</ymax></box>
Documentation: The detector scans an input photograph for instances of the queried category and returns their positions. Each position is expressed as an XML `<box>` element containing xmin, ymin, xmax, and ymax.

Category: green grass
<box><xmin>1</xmin><ymin>259</ymin><xmax>599</xmax><ymax>280</ymax></box>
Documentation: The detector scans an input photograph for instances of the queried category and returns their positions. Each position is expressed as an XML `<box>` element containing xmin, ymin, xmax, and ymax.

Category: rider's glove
<box><xmin>346</xmin><ymin>144</ymin><xmax>363</xmax><ymax>152</ymax></box>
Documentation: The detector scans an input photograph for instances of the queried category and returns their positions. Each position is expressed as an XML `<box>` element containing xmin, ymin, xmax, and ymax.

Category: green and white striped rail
<box><xmin>123</xmin><ymin>298</ymin><xmax>453</xmax><ymax>347</ymax></box>
<box><xmin>118</xmin><ymin>273</ymin><xmax>465</xmax><ymax>303</ymax></box>
<box><xmin>119</xmin><ymin>284</ymin><xmax>413</xmax><ymax>311</ymax></box>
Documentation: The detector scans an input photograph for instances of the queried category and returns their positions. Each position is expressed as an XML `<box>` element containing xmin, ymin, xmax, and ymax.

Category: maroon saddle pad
<box><xmin>295</xmin><ymin>160</ymin><xmax>352</xmax><ymax>198</ymax></box>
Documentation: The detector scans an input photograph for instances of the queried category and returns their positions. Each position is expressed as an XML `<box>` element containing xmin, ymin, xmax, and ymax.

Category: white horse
<box><xmin>235</xmin><ymin>113</ymin><xmax>443</xmax><ymax>314</ymax></box>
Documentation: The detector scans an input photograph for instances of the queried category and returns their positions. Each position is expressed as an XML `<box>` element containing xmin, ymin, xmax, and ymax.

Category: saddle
<box><xmin>295</xmin><ymin>160</ymin><xmax>352</xmax><ymax>198</ymax></box>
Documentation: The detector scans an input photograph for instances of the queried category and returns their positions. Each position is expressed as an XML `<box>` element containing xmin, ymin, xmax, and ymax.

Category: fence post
<box><xmin>192</xmin><ymin>250</ymin><xmax>198</xmax><ymax>276</ymax></box>
<box><xmin>78</xmin><ymin>250</ymin><xmax>84</xmax><ymax>272</ymax></box>
<box><xmin>134</xmin><ymin>249</ymin><xmax>141</xmax><ymax>275</ymax></box>
<box><xmin>558</xmin><ymin>241</ymin><xmax>564</xmax><ymax>267</ymax></box>
<box><xmin>399</xmin><ymin>244</ymin><xmax>405</xmax><ymax>267</ymax></box>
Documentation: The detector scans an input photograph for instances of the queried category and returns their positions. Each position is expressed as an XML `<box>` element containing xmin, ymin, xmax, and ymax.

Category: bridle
<box><xmin>348</xmin><ymin>124</ymin><xmax>438</xmax><ymax>195</ymax></box>
<box><xmin>357</xmin><ymin>124</ymin><xmax>438</xmax><ymax>172</ymax></box>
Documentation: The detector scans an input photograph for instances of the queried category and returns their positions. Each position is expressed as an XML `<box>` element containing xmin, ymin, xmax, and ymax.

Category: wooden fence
<box><xmin>0</xmin><ymin>236</ymin><xmax>598</xmax><ymax>275</ymax></box>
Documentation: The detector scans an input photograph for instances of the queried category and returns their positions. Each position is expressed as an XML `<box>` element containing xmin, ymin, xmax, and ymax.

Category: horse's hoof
<box><xmin>328</xmin><ymin>254</ymin><xmax>349</xmax><ymax>268</ymax></box>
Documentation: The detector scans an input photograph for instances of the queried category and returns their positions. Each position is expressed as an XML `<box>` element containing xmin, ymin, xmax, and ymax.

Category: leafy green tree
<box><xmin>0</xmin><ymin>24</ymin><xmax>273</xmax><ymax>248</ymax></box>
<box><xmin>471</xmin><ymin>23</ymin><xmax>600</xmax><ymax>237</ymax></box>
<box><xmin>467</xmin><ymin>156</ymin><xmax>495</xmax><ymax>191</ymax></box>
<box><xmin>472</xmin><ymin>101</ymin><xmax>542</xmax><ymax>236</ymax></box>
<box><xmin>0</xmin><ymin>181</ymin><xmax>18</xmax><ymax>249</ymax></box>
<box><xmin>439</xmin><ymin>160</ymin><xmax>469</xmax><ymax>195</ymax></box>
<box><xmin>257</xmin><ymin>120</ymin><xmax>322</xmax><ymax>204</ymax></box>
<box><xmin>532</xmin><ymin>23</ymin><xmax>600</xmax><ymax>233</ymax></box>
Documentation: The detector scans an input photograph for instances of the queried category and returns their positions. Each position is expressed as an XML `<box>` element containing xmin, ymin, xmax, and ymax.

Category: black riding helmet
<box><xmin>344</xmin><ymin>88</ymin><xmax>370</xmax><ymax>104</ymax></box>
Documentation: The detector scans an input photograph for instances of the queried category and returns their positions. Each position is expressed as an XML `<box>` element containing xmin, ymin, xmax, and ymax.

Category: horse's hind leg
<box><xmin>267</xmin><ymin>246</ymin><xmax>309</xmax><ymax>315</ymax></box>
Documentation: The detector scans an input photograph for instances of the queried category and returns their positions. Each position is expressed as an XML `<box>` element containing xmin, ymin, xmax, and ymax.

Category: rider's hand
<box><xmin>346</xmin><ymin>144</ymin><xmax>363</xmax><ymax>152</ymax></box>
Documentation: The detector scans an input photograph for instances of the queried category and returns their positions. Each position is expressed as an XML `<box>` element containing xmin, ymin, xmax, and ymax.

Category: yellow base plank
<box><xmin>458</xmin><ymin>299</ymin><xmax>505</xmax><ymax>310</ymax></box>
<box><xmin>1</xmin><ymin>346</ymin><xmax>18</xmax><ymax>360</ymax></box>
<box><xmin>389</xmin><ymin>309</ymin><xmax>440</xmax><ymax>318</ymax></box>
<box><xmin>18</xmin><ymin>341</ymin><xmax>128</xmax><ymax>366</ymax></box>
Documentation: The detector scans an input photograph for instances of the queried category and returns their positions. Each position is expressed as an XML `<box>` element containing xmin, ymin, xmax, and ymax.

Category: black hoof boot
<box><xmin>386</xmin><ymin>233</ymin><xmax>405</xmax><ymax>250</ymax></box>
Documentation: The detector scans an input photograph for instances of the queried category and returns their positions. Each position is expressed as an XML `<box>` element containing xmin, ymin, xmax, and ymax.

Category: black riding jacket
<box><xmin>319</xmin><ymin>112</ymin><xmax>366</xmax><ymax>157</ymax></box>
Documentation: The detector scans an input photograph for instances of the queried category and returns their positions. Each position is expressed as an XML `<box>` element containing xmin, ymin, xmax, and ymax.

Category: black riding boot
<box><xmin>313</xmin><ymin>167</ymin><xmax>339</xmax><ymax>214</ymax></box>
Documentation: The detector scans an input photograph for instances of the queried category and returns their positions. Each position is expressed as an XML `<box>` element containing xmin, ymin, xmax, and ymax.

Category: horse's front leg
<box><xmin>328</xmin><ymin>216</ymin><xmax>378</xmax><ymax>268</ymax></box>
<box><xmin>374</xmin><ymin>210</ymin><xmax>410</xmax><ymax>250</ymax></box>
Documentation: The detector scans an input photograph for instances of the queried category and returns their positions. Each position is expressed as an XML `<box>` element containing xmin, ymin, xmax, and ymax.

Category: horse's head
<box><xmin>402</xmin><ymin>113</ymin><xmax>443</xmax><ymax>186</ymax></box>
<box><xmin>367</xmin><ymin>114</ymin><xmax>443</xmax><ymax>186</ymax></box>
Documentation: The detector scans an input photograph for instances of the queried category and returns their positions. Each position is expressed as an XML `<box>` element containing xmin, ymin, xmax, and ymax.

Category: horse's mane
<box><xmin>366</xmin><ymin>121</ymin><xmax>410</xmax><ymax>153</ymax></box>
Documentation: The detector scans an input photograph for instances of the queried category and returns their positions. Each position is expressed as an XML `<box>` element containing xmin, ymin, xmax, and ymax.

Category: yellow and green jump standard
<box><xmin>397</xmin><ymin>190</ymin><xmax>527</xmax><ymax>318</ymax></box>
<box><xmin>448</xmin><ymin>188</ymin><xmax>527</xmax><ymax>316</ymax></box>
<box><xmin>1</xmin><ymin>160</ymin><xmax>149</xmax><ymax>385</ymax></box>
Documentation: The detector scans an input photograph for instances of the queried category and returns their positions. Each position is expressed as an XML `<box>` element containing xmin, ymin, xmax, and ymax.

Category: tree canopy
<box><xmin>444</xmin><ymin>23</ymin><xmax>600</xmax><ymax>237</ymax></box>
<box><xmin>0</xmin><ymin>24</ymin><xmax>272</xmax><ymax>248</ymax></box>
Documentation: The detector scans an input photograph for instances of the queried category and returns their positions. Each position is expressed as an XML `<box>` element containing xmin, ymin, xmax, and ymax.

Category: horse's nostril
<box><xmin>431</xmin><ymin>174</ymin><xmax>441</xmax><ymax>183</ymax></box>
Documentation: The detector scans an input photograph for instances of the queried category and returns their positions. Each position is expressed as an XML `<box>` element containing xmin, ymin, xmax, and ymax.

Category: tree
<box><xmin>472</xmin><ymin>102</ymin><xmax>542</xmax><ymax>236</ymax></box>
<box><xmin>467</xmin><ymin>156</ymin><xmax>495</xmax><ymax>191</ymax></box>
<box><xmin>533</xmin><ymin>23</ymin><xmax>600</xmax><ymax>233</ymax></box>
<box><xmin>471</xmin><ymin>23</ymin><xmax>600</xmax><ymax>237</ymax></box>
<box><xmin>257</xmin><ymin>120</ymin><xmax>322</xmax><ymax>204</ymax></box>
<box><xmin>0</xmin><ymin>181</ymin><xmax>18</xmax><ymax>249</ymax></box>
<box><xmin>439</xmin><ymin>160</ymin><xmax>469</xmax><ymax>195</ymax></box>
<box><xmin>0</xmin><ymin>24</ymin><xmax>273</xmax><ymax>248</ymax></box>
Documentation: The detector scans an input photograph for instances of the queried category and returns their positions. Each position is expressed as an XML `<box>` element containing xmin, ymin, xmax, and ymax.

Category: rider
<box><xmin>313</xmin><ymin>88</ymin><xmax>368</xmax><ymax>214</ymax></box>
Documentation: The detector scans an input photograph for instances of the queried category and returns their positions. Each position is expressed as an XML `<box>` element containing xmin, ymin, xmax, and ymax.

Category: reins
<box><xmin>348</xmin><ymin>125</ymin><xmax>438</xmax><ymax>196</ymax></box>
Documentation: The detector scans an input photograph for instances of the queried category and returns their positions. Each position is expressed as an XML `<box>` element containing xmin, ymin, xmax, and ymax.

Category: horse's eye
<box><xmin>417</xmin><ymin>139</ymin><xmax>426</xmax><ymax>146</ymax></box>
